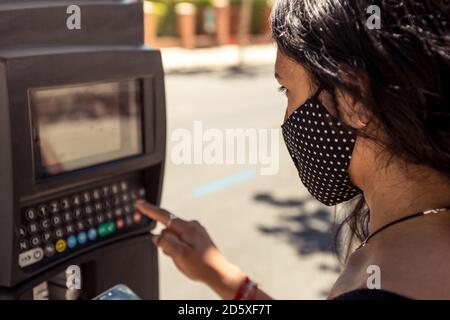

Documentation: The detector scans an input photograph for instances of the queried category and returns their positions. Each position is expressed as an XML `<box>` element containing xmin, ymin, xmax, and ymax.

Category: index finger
<box><xmin>135</xmin><ymin>200</ymin><xmax>171</xmax><ymax>224</ymax></box>
<box><xmin>135</xmin><ymin>200</ymin><xmax>187</xmax><ymax>234</ymax></box>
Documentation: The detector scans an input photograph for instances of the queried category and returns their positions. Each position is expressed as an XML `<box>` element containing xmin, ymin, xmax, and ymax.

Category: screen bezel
<box><xmin>6</xmin><ymin>48</ymin><xmax>165</xmax><ymax>205</ymax></box>
<box><xmin>29</xmin><ymin>78</ymin><xmax>146</xmax><ymax>180</ymax></box>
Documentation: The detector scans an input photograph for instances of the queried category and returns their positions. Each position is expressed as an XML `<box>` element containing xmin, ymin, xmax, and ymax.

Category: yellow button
<box><xmin>55</xmin><ymin>239</ymin><xmax>67</xmax><ymax>253</ymax></box>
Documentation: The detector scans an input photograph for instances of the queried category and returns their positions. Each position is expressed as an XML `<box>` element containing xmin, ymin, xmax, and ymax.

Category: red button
<box><xmin>116</xmin><ymin>219</ymin><xmax>124</xmax><ymax>229</ymax></box>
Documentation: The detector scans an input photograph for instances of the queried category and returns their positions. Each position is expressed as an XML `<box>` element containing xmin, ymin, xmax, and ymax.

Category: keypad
<box><xmin>18</xmin><ymin>179</ymin><xmax>148</xmax><ymax>268</ymax></box>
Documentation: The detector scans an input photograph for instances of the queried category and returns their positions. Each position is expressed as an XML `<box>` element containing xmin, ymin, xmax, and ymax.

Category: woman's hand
<box><xmin>135</xmin><ymin>200</ymin><xmax>247</xmax><ymax>299</ymax></box>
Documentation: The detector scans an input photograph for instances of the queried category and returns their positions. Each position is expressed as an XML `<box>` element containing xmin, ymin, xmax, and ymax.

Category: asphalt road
<box><xmin>159</xmin><ymin>66</ymin><xmax>341</xmax><ymax>300</ymax></box>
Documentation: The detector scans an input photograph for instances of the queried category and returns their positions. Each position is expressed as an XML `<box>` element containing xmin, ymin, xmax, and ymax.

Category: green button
<box><xmin>98</xmin><ymin>222</ymin><xmax>116</xmax><ymax>237</ymax></box>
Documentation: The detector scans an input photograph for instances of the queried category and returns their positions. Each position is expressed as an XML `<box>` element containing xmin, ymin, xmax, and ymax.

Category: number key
<box><xmin>25</xmin><ymin>208</ymin><xmax>37</xmax><ymax>221</ymax></box>
<box><xmin>72</xmin><ymin>195</ymin><xmax>82</xmax><ymax>207</ymax></box>
<box><xmin>50</xmin><ymin>201</ymin><xmax>59</xmax><ymax>214</ymax></box>
<box><xmin>61</xmin><ymin>198</ymin><xmax>70</xmax><ymax>210</ymax></box>
<box><xmin>38</xmin><ymin>205</ymin><xmax>49</xmax><ymax>217</ymax></box>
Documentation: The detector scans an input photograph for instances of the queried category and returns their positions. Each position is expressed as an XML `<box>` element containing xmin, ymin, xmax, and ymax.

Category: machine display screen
<box><xmin>30</xmin><ymin>79</ymin><xmax>143</xmax><ymax>178</ymax></box>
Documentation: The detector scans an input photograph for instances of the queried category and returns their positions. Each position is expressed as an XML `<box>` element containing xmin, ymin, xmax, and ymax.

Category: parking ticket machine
<box><xmin>0</xmin><ymin>0</ymin><xmax>165</xmax><ymax>299</ymax></box>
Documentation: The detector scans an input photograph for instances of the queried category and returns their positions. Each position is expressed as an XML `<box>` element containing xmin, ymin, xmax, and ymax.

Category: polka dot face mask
<box><xmin>281</xmin><ymin>89</ymin><xmax>362</xmax><ymax>206</ymax></box>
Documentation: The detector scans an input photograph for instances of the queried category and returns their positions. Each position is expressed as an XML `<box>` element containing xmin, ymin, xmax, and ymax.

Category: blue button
<box><xmin>88</xmin><ymin>228</ymin><xmax>97</xmax><ymax>241</ymax></box>
<box><xmin>67</xmin><ymin>235</ymin><xmax>77</xmax><ymax>249</ymax></box>
<box><xmin>77</xmin><ymin>231</ymin><xmax>87</xmax><ymax>245</ymax></box>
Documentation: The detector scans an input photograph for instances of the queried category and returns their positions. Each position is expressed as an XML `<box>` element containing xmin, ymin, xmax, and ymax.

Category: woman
<box><xmin>137</xmin><ymin>0</ymin><xmax>450</xmax><ymax>299</ymax></box>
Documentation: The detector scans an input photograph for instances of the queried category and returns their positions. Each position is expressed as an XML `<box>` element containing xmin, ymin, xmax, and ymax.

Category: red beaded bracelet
<box><xmin>233</xmin><ymin>276</ymin><xmax>258</xmax><ymax>300</ymax></box>
<box><xmin>233</xmin><ymin>276</ymin><xmax>250</xmax><ymax>300</ymax></box>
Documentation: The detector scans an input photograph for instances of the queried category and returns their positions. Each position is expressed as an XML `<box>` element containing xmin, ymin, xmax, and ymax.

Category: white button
<box><xmin>18</xmin><ymin>248</ymin><xmax>44</xmax><ymax>268</ymax></box>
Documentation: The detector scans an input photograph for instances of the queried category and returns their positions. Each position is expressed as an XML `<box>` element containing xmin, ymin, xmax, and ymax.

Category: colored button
<box><xmin>116</xmin><ymin>219</ymin><xmax>124</xmax><ymax>229</ymax></box>
<box><xmin>106</xmin><ymin>221</ymin><xmax>116</xmax><ymax>233</ymax></box>
<box><xmin>77</xmin><ymin>231</ymin><xmax>87</xmax><ymax>245</ymax></box>
<box><xmin>55</xmin><ymin>239</ymin><xmax>67</xmax><ymax>253</ymax></box>
<box><xmin>98</xmin><ymin>221</ymin><xmax>116</xmax><ymax>237</ymax></box>
<box><xmin>88</xmin><ymin>228</ymin><xmax>97</xmax><ymax>241</ymax></box>
<box><xmin>133</xmin><ymin>212</ymin><xmax>142</xmax><ymax>223</ymax></box>
<box><xmin>67</xmin><ymin>235</ymin><xmax>77</xmax><ymax>249</ymax></box>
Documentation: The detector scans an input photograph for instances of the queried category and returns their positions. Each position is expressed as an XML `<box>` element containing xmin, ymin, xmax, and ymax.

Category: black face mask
<box><xmin>281</xmin><ymin>89</ymin><xmax>362</xmax><ymax>206</ymax></box>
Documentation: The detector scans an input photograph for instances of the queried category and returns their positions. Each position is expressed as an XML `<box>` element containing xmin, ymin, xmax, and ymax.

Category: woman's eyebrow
<box><xmin>274</xmin><ymin>72</ymin><xmax>283</xmax><ymax>80</ymax></box>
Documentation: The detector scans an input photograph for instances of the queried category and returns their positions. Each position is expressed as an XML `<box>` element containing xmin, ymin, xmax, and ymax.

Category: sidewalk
<box><xmin>160</xmin><ymin>43</ymin><xmax>277</xmax><ymax>74</ymax></box>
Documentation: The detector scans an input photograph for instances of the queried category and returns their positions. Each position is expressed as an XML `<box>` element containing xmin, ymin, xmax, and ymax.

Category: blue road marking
<box><xmin>193</xmin><ymin>170</ymin><xmax>257</xmax><ymax>197</ymax></box>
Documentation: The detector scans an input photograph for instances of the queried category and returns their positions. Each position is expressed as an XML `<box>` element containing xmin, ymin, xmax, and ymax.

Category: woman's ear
<box><xmin>336</xmin><ymin>88</ymin><xmax>370</xmax><ymax>130</ymax></box>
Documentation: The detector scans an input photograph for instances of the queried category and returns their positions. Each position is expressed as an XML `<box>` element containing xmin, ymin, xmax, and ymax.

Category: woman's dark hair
<box><xmin>271</xmin><ymin>0</ymin><xmax>450</xmax><ymax>260</ymax></box>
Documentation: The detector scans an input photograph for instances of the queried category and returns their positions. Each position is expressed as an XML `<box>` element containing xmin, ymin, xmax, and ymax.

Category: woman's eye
<box><xmin>278</xmin><ymin>86</ymin><xmax>287</xmax><ymax>95</ymax></box>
